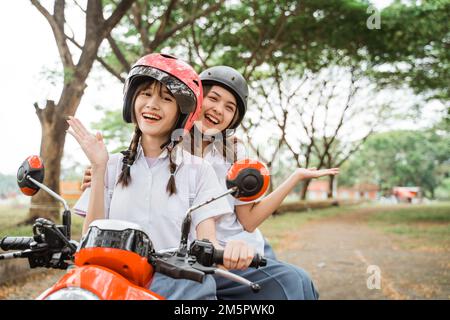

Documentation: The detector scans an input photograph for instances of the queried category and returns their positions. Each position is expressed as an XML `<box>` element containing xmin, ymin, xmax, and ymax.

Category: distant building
<box><xmin>60</xmin><ymin>180</ymin><xmax>82</xmax><ymax>200</ymax></box>
<box><xmin>306</xmin><ymin>180</ymin><xmax>379</xmax><ymax>201</ymax></box>
<box><xmin>338</xmin><ymin>183</ymin><xmax>379</xmax><ymax>201</ymax></box>
<box><xmin>306</xmin><ymin>180</ymin><xmax>329</xmax><ymax>200</ymax></box>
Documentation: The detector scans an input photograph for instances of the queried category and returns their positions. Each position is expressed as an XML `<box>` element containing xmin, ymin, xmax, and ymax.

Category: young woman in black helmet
<box><xmin>185</xmin><ymin>65</ymin><xmax>339</xmax><ymax>299</ymax></box>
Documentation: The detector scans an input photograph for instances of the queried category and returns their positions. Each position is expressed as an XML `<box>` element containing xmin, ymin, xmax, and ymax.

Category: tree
<box><xmin>55</xmin><ymin>0</ymin><xmax>448</xmax><ymax>202</ymax></box>
<box><xmin>242</xmin><ymin>64</ymin><xmax>392</xmax><ymax>199</ymax></box>
<box><xmin>339</xmin><ymin>124</ymin><xmax>450</xmax><ymax>199</ymax></box>
<box><xmin>28</xmin><ymin>0</ymin><xmax>135</xmax><ymax>222</ymax></box>
<box><xmin>365</xmin><ymin>0</ymin><xmax>450</xmax><ymax>102</ymax></box>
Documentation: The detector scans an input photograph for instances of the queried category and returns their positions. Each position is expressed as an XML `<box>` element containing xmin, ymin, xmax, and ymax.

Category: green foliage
<box><xmin>91</xmin><ymin>106</ymin><xmax>134</xmax><ymax>153</ymax></box>
<box><xmin>365</xmin><ymin>0</ymin><xmax>450</xmax><ymax>101</ymax></box>
<box><xmin>435</xmin><ymin>177</ymin><xmax>450</xmax><ymax>200</ymax></box>
<box><xmin>339</xmin><ymin>121</ymin><xmax>450</xmax><ymax>198</ymax></box>
<box><xmin>96</xmin><ymin>0</ymin><xmax>448</xmax><ymax>102</ymax></box>
<box><xmin>0</xmin><ymin>205</ymin><xmax>85</xmax><ymax>240</ymax></box>
<box><xmin>259</xmin><ymin>204</ymin><xmax>363</xmax><ymax>250</ymax></box>
<box><xmin>370</xmin><ymin>203</ymin><xmax>450</xmax><ymax>223</ymax></box>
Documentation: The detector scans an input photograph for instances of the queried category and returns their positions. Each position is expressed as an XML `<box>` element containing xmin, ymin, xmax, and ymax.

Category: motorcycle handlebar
<box><xmin>213</xmin><ymin>249</ymin><xmax>267</xmax><ymax>268</ymax></box>
<box><xmin>0</xmin><ymin>237</ymin><xmax>34</xmax><ymax>251</ymax></box>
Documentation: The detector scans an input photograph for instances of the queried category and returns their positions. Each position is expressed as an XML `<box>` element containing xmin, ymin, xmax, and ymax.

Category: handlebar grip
<box><xmin>213</xmin><ymin>249</ymin><xmax>267</xmax><ymax>268</ymax></box>
<box><xmin>0</xmin><ymin>237</ymin><xmax>34</xmax><ymax>251</ymax></box>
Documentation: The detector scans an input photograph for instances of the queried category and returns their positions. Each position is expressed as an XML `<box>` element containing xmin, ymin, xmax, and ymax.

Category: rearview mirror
<box><xmin>17</xmin><ymin>155</ymin><xmax>45</xmax><ymax>196</ymax></box>
<box><xmin>226</xmin><ymin>159</ymin><xmax>270</xmax><ymax>201</ymax></box>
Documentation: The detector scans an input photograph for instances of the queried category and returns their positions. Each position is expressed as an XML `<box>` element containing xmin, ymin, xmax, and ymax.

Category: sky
<box><xmin>0</xmin><ymin>1</ymin><xmax>124</xmax><ymax>175</ymax></box>
<box><xmin>0</xmin><ymin>0</ymin><xmax>445</xmax><ymax>175</ymax></box>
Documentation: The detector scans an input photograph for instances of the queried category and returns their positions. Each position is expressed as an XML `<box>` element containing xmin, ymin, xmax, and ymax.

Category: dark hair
<box><xmin>117</xmin><ymin>79</ymin><xmax>179</xmax><ymax>195</ymax></box>
<box><xmin>166</xmin><ymin>143</ymin><xmax>178</xmax><ymax>195</ymax></box>
<box><xmin>117</xmin><ymin>125</ymin><xmax>142</xmax><ymax>187</ymax></box>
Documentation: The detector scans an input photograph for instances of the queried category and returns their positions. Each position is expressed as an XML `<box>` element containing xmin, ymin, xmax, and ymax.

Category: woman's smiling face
<box><xmin>133</xmin><ymin>80</ymin><xmax>179</xmax><ymax>139</ymax></box>
<box><xmin>197</xmin><ymin>85</ymin><xmax>238</xmax><ymax>134</ymax></box>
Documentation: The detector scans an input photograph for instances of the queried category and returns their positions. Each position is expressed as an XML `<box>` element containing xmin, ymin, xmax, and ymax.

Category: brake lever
<box><xmin>33</xmin><ymin>219</ymin><xmax>77</xmax><ymax>254</ymax></box>
<box><xmin>151</xmin><ymin>253</ymin><xmax>206</xmax><ymax>283</ymax></box>
<box><xmin>214</xmin><ymin>268</ymin><xmax>261</xmax><ymax>293</ymax></box>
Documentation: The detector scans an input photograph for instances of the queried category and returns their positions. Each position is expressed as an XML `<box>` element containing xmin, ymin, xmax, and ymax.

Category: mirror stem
<box><xmin>185</xmin><ymin>187</ymin><xmax>238</xmax><ymax>217</ymax></box>
<box><xmin>178</xmin><ymin>187</ymin><xmax>238</xmax><ymax>256</ymax></box>
<box><xmin>26</xmin><ymin>176</ymin><xmax>70</xmax><ymax>212</ymax></box>
<box><xmin>26</xmin><ymin>175</ymin><xmax>72</xmax><ymax>240</ymax></box>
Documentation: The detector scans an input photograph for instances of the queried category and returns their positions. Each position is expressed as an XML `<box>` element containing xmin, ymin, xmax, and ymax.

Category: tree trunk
<box><xmin>300</xmin><ymin>179</ymin><xmax>312</xmax><ymax>200</ymax></box>
<box><xmin>327</xmin><ymin>175</ymin><xmax>335</xmax><ymax>199</ymax></box>
<box><xmin>25</xmin><ymin>101</ymin><xmax>66</xmax><ymax>222</ymax></box>
<box><xmin>429</xmin><ymin>187</ymin><xmax>435</xmax><ymax>200</ymax></box>
<box><xmin>26</xmin><ymin>82</ymin><xmax>86</xmax><ymax>224</ymax></box>
<box><xmin>23</xmin><ymin>0</ymin><xmax>135</xmax><ymax>225</ymax></box>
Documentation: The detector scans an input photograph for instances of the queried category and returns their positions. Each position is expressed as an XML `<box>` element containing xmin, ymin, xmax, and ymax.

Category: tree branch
<box><xmin>190</xmin><ymin>23</ymin><xmax>209</xmax><ymax>68</ymax></box>
<box><xmin>31</xmin><ymin>0</ymin><xmax>75</xmax><ymax>69</ymax></box>
<box><xmin>72</xmin><ymin>0</ymin><xmax>86</xmax><ymax>13</ymax></box>
<box><xmin>107</xmin><ymin>35</ymin><xmax>130</xmax><ymax>73</ymax></box>
<box><xmin>150</xmin><ymin>0</ymin><xmax>178</xmax><ymax>50</ymax></box>
<box><xmin>33</xmin><ymin>102</ymin><xmax>44</xmax><ymax>124</ymax></box>
<box><xmin>66</xmin><ymin>34</ymin><xmax>125</xmax><ymax>82</ymax></box>
<box><xmin>148</xmin><ymin>0</ymin><xmax>225</xmax><ymax>52</ymax></box>
<box><xmin>102</xmin><ymin>0</ymin><xmax>136</xmax><ymax>38</ymax></box>
<box><xmin>130</xmin><ymin>1</ymin><xmax>150</xmax><ymax>51</ymax></box>
<box><xmin>244</xmin><ymin>4</ymin><xmax>300</xmax><ymax>79</ymax></box>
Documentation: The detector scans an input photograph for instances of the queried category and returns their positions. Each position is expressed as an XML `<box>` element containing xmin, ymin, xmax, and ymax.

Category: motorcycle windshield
<box><xmin>79</xmin><ymin>227</ymin><xmax>153</xmax><ymax>258</ymax></box>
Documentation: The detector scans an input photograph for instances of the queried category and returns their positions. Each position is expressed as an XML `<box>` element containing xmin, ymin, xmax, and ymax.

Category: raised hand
<box><xmin>66</xmin><ymin>116</ymin><xmax>109</xmax><ymax>168</ymax></box>
<box><xmin>295</xmin><ymin>167</ymin><xmax>340</xmax><ymax>181</ymax></box>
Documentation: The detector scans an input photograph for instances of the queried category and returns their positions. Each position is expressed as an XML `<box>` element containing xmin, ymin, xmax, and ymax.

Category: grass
<box><xmin>367</xmin><ymin>202</ymin><xmax>450</xmax><ymax>250</ymax></box>
<box><xmin>259</xmin><ymin>201</ymin><xmax>450</xmax><ymax>252</ymax></box>
<box><xmin>0</xmin><ymin>204</ymin><xmax>85</xmax><ymax>240</ymax></box>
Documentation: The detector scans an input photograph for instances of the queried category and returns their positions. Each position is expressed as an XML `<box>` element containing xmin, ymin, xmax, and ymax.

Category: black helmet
<box><xmin>199</xmin><ymin>66</ymin><xmax>248</xmax><ymax>130</ymax></box>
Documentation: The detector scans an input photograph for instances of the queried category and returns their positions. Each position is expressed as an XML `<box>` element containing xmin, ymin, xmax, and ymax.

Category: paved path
<box><xmin>275</xmin><ymin>207</ymin><xmax>450</xmax><ymax>299</ymax></box>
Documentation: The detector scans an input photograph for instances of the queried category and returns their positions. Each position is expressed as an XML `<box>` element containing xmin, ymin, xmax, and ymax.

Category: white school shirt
<box><xmin>202</xmin><ymin>140</ymin><xmax>266</xmax><ymax>255</ymax></box>
<box><xmin>73</xmin><ymin>144</ymin><xmax>233</xmax><ymax>251</ymax></box>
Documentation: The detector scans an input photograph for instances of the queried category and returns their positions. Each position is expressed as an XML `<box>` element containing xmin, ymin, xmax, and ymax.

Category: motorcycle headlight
<box><xmin>45</xmin><ymin>287</ymin><xmax>100</xmax><ymax>300</ymax></box>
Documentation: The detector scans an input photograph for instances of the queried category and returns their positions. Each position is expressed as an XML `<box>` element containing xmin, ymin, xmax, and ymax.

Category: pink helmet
<box><xmin>122</xmin><ymin>53</ymin><xmax>203</xmax><ymax>133</ymax></box>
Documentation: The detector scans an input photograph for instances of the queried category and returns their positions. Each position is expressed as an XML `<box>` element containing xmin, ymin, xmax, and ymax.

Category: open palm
<box><xmin>66</xmin><ymin>116</ymin><xmax>109</xmax><ymax>167</ymax></box>
<box><xmin>296</xmin><ymin>167</ymin><xmax>340</xmax><ymax>180</ymax></box>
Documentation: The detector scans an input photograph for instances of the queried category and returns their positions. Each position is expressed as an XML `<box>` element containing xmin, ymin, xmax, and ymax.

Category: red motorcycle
<box><xmin>0</xmin><ymin>156</ymin><xmax>270</xmax><ymax>300</ymax></box>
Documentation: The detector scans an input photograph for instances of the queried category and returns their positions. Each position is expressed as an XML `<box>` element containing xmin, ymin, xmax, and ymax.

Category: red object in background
<box><xmin>393</xmin><ymin>187</ymin><xmax>420</xmax><ymax>203</ymax></box>
<box><xmin>395</xmin><ymin>189</ymin><xmax>416</xmax><ymax>198</ymax></box>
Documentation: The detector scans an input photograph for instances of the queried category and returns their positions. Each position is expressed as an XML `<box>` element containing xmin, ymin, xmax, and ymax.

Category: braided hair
<box><xmin>117</xmin><ymin>126</ymin><xmax>142</xmax><ymax>187</ymax></box>
<box><xmin>166</xmin><ymin>142</ymin><xmax>178</xmax><ymax>195</ymax></box>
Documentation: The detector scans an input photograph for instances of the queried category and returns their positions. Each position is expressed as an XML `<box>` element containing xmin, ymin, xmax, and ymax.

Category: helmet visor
<box><xmin>127</xmin><ymin>65</ymin><xmax>196</xmax><ymax>114</ymax></box>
